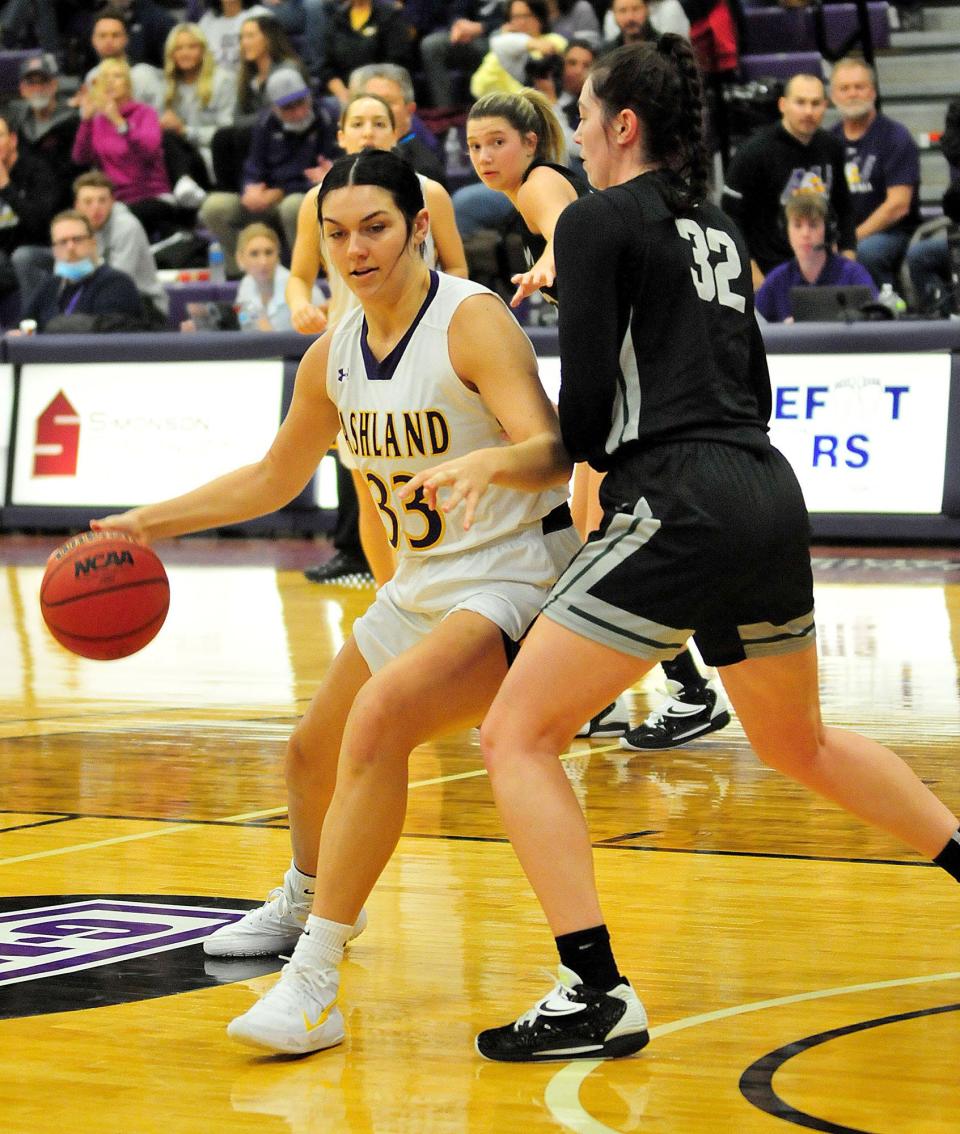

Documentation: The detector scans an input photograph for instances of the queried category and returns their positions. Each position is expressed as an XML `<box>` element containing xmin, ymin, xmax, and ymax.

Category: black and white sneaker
<box><xmin>620</xmin><ymin>679</ymin><xmax>730</xmax><ymax>751</ymax></box>
<box><xmin>476</xmin><ymin>964</ymin><xmax>649</xmax><ymax>1063</ymax></box>
<box><xmin>575</xmin><ymin>693</ymin><xmax>631</xmax><ymax>738</ymax></box>
<box><xmin>304</xmin><ymin>551</ymin><xmax>374</xmax><ymax>588</ymax></box>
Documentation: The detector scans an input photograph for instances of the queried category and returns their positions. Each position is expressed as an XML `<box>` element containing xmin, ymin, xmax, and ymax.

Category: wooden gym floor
<box><xmin>1</xmin><ymin>533</ymin><xmax>959</xmax><ymax>1134</ymax></box>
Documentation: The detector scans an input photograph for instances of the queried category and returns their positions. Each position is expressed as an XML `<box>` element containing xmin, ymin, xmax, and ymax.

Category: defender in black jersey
<box><xmin>467</xmin><ymin>88</ymin><xmax>589</xmax><ymax>308</ymax></box>
<box><xmin>468</xmin><ymin>84</ymin><xmax>729</xmax><ymax>742</ymax></box>
<box><xmin>468</xmin><ymin>37</ymin><xmax>960</xmax><ymax>1064</ymax></box>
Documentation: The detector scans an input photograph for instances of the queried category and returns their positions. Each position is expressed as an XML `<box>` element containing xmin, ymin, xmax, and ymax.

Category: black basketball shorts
<box><xmin>541</xmin><ymin>440</ymin><xmax>815</xmax><ymax>668</ymax></box>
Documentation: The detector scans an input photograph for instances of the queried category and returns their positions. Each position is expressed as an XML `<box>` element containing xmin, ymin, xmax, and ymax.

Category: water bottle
<box><xmin>444</xmin><ymin>128</ymin><xmax>467</xmax><ymax>177</ymax></box>
<box><xmin>207</xmin><ymin>240</ymin><xmax>225</xmax><ymax>284</ymax></box>
<box><xmin>877</xmin><ymin>283</ymin><xmax>905</xmax><ymax>317</ymax></box>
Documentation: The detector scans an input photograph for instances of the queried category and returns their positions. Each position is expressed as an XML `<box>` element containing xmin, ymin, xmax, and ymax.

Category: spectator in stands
<box><xmin>6</xmin><ymin>53</ymin><xmax>81</xmax><ymax>211</ymax></box>
<box><xmin>348</xmin><ymin>63</ymin><xmax>446</xmax><ymax>186</ymax></box>
<box><xmin>316</xmin><ymin>0</ymin><xmax>413</xmax><ymax>106</ymax></box>
<box><xmin>547</xmin><ymin>0</ymin><xmax>601</xmax><ymax>45</ymax></box>
<box><xmin>20</xmin><ymin>210</ymin><xmax>143</xmax><ymax>332</ymax></box>
<box><xmin>201</xmin><ymin>68</ymin><xmax>335</xmax><ymax>276</ymax></box>
<box><xmin>722</xmin><ymin>72</ymin><xmax>855</xmax><ymax>289</ymax></box>
<box><xmin>557</xmin><ymin>37</ymin><xmax>595</xmax><ymax>165</ymax></box>
<box><xmin>161</xmin><ymin>23</ymin><xmax>237</xmax><ymax>190</ymax></box>
<box><xmin>211</xmin><ymin>13</ymin><xmax>304</xmax><ymax>190</ymax></box>
<box><xmin>600</xmin><ymin>0</ymin><xmax>656</xmax><ymax>49</ymax></box>
<box><xmin>682</xmin><ymin>0</ymin><xmax>739</xmax><ymax>80</ymax></box>
<box><xmin>72</xmin><ymin>58</ymin><xmax>186</xmax><ymax>241</ymax></box>
<box><xmin>255</xmin><ymin>0</ymin><xmax>331</xmax><ymax>75</ymax></box>
<box><xmin>83</xmin><ymin>5</ymin><xmax>165</xmax><ymax>111</ymax></box>
<box><xmin>601</xmin><ymin>0</ymin><xmax>689</xmax><ymax>43</ymax></box>
<box><xmin>75</xmin><ymin>0</ymin><xmax>177</xmax><ymax>70</ymax></box>
<box><xmin>0</xmin><ymin>113</ymin><xmax>59</xmax><ymax>312</ymax></box>
<box><xmin>829</xmin><ymin>57</ymin><xmax>920</xmax><ymax>289</ymax></box>
<box><xmin>73</xmin><ymin>170</ymin><xmax>168</xmax><ymax>325</ymax></box>
<box><xmin>755</xmin><ymin>191</ymin><xmax>876</xmax><ymax>321</ymax></box>
<box><xmin>471</xmin><ymin>0</ymin><xmax>567</xmax><ymax>97</ymax></box>
<box><xmin>199</xmin><ymin>0</ymin><xmax>271</xmax><ymax>76</ymax></box>
<box><xmin>0</xmin><ymin>0</ymin><xmax>59</xmax><ymax>53</ymax></box>
<box><xmin>419</xmin><ymin>1</ymin><xmax>502</xmax><ymax>110</ymax></box>
<box><xmin>234</xmin><ymin>221</ymin><xmax>322</xmax><ymax>330</ymax></box>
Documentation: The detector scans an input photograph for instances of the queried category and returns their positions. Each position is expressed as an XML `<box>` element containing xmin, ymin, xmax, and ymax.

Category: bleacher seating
<box><xmin>739</xmin><ymin>51</ymin><xmax>827</xmax><ymax>82</ymax></box>
<box><xmin>742</xmin><ymin>3</ymin><xmax>891</xmax><ymax>57</ymax></box>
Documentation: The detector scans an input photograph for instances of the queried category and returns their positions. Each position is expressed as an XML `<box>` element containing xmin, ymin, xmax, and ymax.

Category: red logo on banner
<box><xmin>34</xmin><ymin>391</ymin><xmax>80</xmax><ymax>476</ymax></box>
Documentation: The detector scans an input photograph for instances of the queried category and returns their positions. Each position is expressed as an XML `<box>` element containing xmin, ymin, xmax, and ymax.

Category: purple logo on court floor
<box><xmin>0</xmin><ymin>899</ymin><xmax>245</xmax><ymax>986</ymax></box>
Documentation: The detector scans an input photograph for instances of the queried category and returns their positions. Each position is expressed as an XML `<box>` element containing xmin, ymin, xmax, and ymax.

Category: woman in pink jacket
<box><xmin>73</xmin><ymin>58</ymin><xmax>184</xmax><ymax>240</ymax></box>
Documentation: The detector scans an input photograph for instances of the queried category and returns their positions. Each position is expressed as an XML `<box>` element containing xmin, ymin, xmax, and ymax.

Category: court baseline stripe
<box><xmin>543</xmin><ymin>970</ymin><xmax>960</xmax><ymax>1134</ymax></box>
<box><xmin>0</xmin><ymin>748</ymin><xmax>620</xmax><ymax>866</ymax></box>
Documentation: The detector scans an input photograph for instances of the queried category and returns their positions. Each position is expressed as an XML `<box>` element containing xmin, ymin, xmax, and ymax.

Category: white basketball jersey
<box><xmin>327</xmin><ymin>271</ymin><xmax>567</xmax><ymax>563</ymax></box>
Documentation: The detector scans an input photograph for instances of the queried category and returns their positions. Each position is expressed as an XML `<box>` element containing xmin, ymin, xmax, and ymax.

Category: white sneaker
<box><xmin>576</xmin><ymin>692</ymin><xmax>631</xmax><ymax>738</ymax></box>
<box><xmin>204</xmin><ymin>888</ymin><xmax>368</xmax><ymax>958</ymax></box>
<box><xmin>227</xmin><ymin>958</ymin><xmax>344</xmax><ymax>1055</ymax></box>
<box><xmin>173</xmin><ymin>174</ymin><xmax>207</xmax><ymax>210</ymax></box>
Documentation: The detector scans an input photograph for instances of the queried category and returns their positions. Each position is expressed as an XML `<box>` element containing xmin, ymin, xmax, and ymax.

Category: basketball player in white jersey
<box><xmin>287</xmin><ymin>92</ymin><xmax>468</xmax><ymax>587</ymax></box>
<box><xmin>92</xmin><ymin>148</ymin><xmax>578</xmax><ymax>1055</ymax></box>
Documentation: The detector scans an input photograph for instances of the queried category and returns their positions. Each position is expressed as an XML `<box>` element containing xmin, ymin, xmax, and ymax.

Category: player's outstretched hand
<box><xmin>397</xmin><ymin>450</ymin><xmax>498</xmax><ymax>531</ymax></box>
<box><xmin>510</xmin><ymin>263</ymin><xmax>555</xmax><ymax>308</ymax></box>
<box><xmin>91</xmin><ymin>513</ymin><xmax>149</xmax><ymax>544</ymax></box>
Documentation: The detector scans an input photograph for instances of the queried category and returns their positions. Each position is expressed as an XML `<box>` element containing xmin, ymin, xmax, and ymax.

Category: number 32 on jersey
<box><xmin>675</xmin><ymin>219</ymin><xmax>746</xmax><ymax>313</ymax></box>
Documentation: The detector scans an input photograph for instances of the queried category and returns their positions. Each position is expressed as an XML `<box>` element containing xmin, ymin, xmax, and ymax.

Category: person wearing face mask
<box><xmin>200</xmin><ymin>68</ymin><xmax>336</xmax><ymax>276</ymax></box>
<box><xmin>19</xmin><ymin>210</ymin><xmax>143</xmax><ymax>332</ymax></box>
<box><xmin>6</xmin><ymin>54</ymin><xmax>82</xmax><ymax>210</ymax></box>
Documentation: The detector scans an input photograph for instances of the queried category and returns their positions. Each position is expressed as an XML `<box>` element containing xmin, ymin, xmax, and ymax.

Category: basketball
<box><xmin>40</xmin><ymin>531</ymin><xmax>170</xmax><ymax>661</ymax></box>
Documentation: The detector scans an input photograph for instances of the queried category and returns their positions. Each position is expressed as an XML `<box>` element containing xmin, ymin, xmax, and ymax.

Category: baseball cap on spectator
<box><xmin>266</xmin><ymin>69</ymin><xmax>311</xmax><ymax>108</ymax></box>
<box><xmin>20</xmin><ymin>53</ymin><xmax>58</xmax><ymax>80</ymax></box>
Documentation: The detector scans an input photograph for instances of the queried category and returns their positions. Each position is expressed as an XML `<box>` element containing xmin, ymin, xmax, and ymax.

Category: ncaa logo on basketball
<box><xmin>0</xmin><ymin>895</ymin><xmax>271</xmax><ymax>1019</ymax></box>
<box><xmin>73</xmin><ymin>548</ymin><xmax>135</xmax><ymax>576</ymax></box>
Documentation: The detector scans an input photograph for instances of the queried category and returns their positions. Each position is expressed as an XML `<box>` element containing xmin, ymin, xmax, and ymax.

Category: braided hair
<box><xmin>588</xmin><ymin>35</ymin><xmax>709</xmax><ymax>213</ymax></box>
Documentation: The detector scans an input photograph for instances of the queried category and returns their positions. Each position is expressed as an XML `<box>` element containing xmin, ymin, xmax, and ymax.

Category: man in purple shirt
<box><xmin>756</xmin><ymin>191</ymin><xmax>876</xmax><ymax>322</ymax></box>
<box><xmin>830</xmin><ymin>56</ymin><xmax>921</xmax><ymax>287</ymax></box>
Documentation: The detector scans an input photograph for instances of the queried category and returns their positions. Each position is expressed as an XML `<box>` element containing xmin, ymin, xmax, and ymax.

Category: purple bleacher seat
<box><xmin>741</xmin><ymin>2</ymin><xmax>890</xmax><ymax>55</ymax></box>
<box><xmin>0</xmin><ymin>50</ymin><xmax>40</xmax><ymax>94</ymax></box>
<box><xmin>743</xmin><ymin>8</ymin><xmax>814</xmax><ymax>54</ymax></box>
<box><xmin>820</xmin><ymin>2</ymin><xmax>891</xmax><ymax>53</ymax></box>
<box><xmin>164</xmin><ymin>280</ymin><xmax>238</xmax><ymax>328</ymax></box>
<box><xmin>739</xmin><ymin>51</ymin><xmax>825</xmax><ymax>82</ymax></box>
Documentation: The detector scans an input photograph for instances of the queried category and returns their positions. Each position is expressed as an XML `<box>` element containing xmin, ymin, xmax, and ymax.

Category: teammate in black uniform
<box><xmin>466</xmin><ymin>87</ymin><xmax>588</xmax><ymax>308</ymax></box>
<box><xmin>413</xmin><ymin>37</ymin><xmax>960</xmax><ymax>1062</ymax></box>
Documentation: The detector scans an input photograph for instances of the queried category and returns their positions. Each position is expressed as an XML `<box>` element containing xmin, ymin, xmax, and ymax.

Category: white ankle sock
<box><xmin>285</xmin><ymin>859</ymin><xmax>316</xmax><ymax>907</ymax></box>
<box><xmin>298</xmin><ymin>914</ymin><xmax>353</xmax><ymax>968</ymax></box>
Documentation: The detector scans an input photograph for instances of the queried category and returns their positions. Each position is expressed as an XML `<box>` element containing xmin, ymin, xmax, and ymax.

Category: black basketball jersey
<box><xmin>554</xmin><ymin>171</ymin><xmax>772</xmax><ymax>471</ymax></box>
<box><xmin>518</xmin><ymin>159</ymin><xmax>590</xmax><ymax>303</ymax></box>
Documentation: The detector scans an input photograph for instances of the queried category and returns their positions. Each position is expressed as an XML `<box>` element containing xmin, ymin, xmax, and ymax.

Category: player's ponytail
<box><xmin>468</xmin><ymin>88</ymin><xmax>566</xmax><ymax>165</ymax></box>
<box><xmin>590</xmin><ymin>37</ymin><xmax>709</xmax><ymax>214</ymax></box>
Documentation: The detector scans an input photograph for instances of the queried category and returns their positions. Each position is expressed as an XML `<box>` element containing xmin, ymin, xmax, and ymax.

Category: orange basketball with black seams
<box><xmin>40</xmin><ymin>531</ymin><xmax>170</xmax><ymax>660</ymax></box>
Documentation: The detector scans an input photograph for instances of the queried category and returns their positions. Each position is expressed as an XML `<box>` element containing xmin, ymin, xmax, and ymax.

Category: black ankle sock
<box><xmin>662</xmin><ymin>650</ymin><xmax>706</xmax><ymax>694</ymax></box>
<box><xmin>934</xmin><ymin>828</ymin><xmax>960</xmax><ymax>881</ymax></box>
<box><xmin>555</xmin><ymin>925</ymin><xmax>622</xmax><ymax>991</ymax></box>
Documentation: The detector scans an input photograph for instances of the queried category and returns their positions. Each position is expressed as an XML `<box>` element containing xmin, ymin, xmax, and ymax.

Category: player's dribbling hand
<box><xmin>90</xmin><ymin>513</ymin><xmax>149</xmax><ymax>545</ymax></box>
<box><xmin>397</xmin><ymin>450</ymin><xmax>498</xmax><ymax>531</ymax></box>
